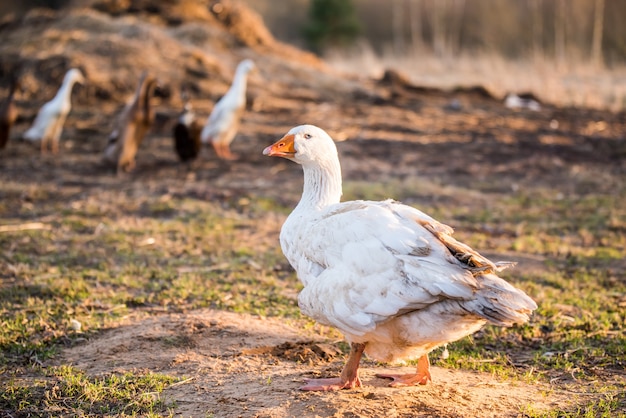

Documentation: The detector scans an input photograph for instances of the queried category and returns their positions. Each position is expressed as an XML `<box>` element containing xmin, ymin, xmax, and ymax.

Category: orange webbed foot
<box><xmin>301</xmin><ymin>342</ymin><xmax>366</xmax><ymax>391</ymax></box>
<box><xmin>222</xmin><ymin>151</ymin><xmax>238</xmax><ymax>161</ymax></box>
<box><xmin>300</xmin><ymin>376</ymin><xmax>362</xmax><ymax>391</ymax></box>
<box><xmin>376</xmin><ymin>354</ymin><xmax>432</xmax><ymax>387</ymax></box>
<box><xmin>376</xmin><ymin>371</ymin><xmax>431</xmax><ymax>387</ymax></box>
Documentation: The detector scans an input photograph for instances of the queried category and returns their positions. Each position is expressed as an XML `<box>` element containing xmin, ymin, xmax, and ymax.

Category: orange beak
<box><xmin>263</xmin><ymin>134</ymin><xmax>296</xmax><ymax>158</ymax></box>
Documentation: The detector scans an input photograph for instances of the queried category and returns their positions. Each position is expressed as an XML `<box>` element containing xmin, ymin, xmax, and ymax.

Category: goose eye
<box><xmin>304</xmin><ymin>133</ymin><xmax>312</xmax><ymax>139</ymax></box>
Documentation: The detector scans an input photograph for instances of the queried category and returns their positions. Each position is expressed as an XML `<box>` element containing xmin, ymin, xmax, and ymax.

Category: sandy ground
<box><xmin>61</xmin><ymin>309</ymin><xmax>574</xmax><ymax>418</ymax></box>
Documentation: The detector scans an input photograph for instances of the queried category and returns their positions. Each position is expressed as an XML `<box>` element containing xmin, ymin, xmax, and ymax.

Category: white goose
<box><xmin>23</xmin><ymin>68</ymin><xmax>85</xmax><ymax>154</ymax></box>
<box><xmin>263</xmin><ymin>125</ymin><xmax>537</xmax><ymax>391</ymax></box>
<box><xmin>200</xmin><ymin>59</ymin><xmax>255</xmax><ymax>160</ymax></box>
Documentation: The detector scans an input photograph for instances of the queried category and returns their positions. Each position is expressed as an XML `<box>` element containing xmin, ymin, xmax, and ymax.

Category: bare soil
<box><xmin>62</xmin><ymin>309</ymin><xmax>573</xmax><ymax>418</ymax></box>
<box><xmin>1</xmin><ymin>1</ymin><xmax>625</xmax><ymax>417</ymax></box>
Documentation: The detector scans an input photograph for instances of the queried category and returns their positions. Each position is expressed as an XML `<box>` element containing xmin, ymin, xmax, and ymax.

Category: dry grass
<box><xmin>325</xmin><ymin>45</ymin><xmax>626</xmax><ymax>111</ymax></box>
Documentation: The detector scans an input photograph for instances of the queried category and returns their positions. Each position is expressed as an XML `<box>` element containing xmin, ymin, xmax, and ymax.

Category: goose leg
<box><xmin>300</xmin><ymin>342</ymin><xmax>365</xmax><ymax>391</ymax></box>
<box><xmin>221</xmin><ymin>144</ymin><xmax>238</xmax><ymax>160</ymax></box>
<box><xmin>376</xmin><ymin>354</ymin><xmax>432</xmax><ymax>387</ymax></box>
<box><xmin>52</xmin><ymin>137</ymin><xmax>59</xmax><ymax>154</ymax></box>
<box><xmin>211</xmin><ymin>141</ymin><xmax>223</xmax><ymax>159</ymax></box>
<box><xmin>51</xmin><ymin>120</ymin><xmax>63</xmax><ymax>154</ymax></box>
<box><xmin>217</xmin><ymin>142</ymin><xmax>227</xmax><ymax>159</ymax></box>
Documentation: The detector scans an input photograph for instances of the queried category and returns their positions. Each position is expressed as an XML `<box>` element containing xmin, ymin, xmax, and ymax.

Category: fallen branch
<box><xmin>0</xmin><ymin>222</ymin><xmax>52</xmax><ymax>233</ymax></box>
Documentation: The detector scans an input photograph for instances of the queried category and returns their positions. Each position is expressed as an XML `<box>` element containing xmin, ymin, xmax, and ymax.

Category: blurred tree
<box><xmin>392</xmin><ymin>0</ymin><xmax>405</xmax><ymax>54</ymax></box>
<box><xmin>303</xmin><ymin>0</ymin><xmax>361</xmax><ymax>53</ymax></box>
<box><xmin>408</xmin><ymin>0</ymin><xmax>424</xmax><ymax>52</ymax></box>
<box><xmin>555</xmin><ymin>0</ymin><xmax>566</xmax><ymax>64</ymax></box>
<box><xmin>591</xmin><ymin>0</ymin><xmax>605</xmax><ymax>66</ymax></box>
<box><xmin>530</xmin><ymin>0</ymin><xmax>544</xmax><ymax>60</ymax></box>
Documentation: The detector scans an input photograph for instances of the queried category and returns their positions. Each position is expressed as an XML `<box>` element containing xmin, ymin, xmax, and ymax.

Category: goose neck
<box><xmin>229</xmin><ymin>69</ymin><xmax>249</xmax><ymax>102</ymax></box>
<box><xmin>298</xmin><ymin>159</ymin><xmax>343</xmax><ymax>211</ymax></box>
<box><xmin>56</xmin><ymin>76</ymin><xmax>78</xmax><ymax>103</ymax></box>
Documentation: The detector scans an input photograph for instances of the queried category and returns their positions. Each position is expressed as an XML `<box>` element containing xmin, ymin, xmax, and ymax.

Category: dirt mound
<box><xmin>1</xmin><ymin>7</ymin><xmax>224</xmax><ymax>105</ymax></box>
<box><xmin>60</xmin><ymin>309</ymin><xmax>575</xmax><ymax>418</ymax></box>
<box><xmin>208</xmin><ymin>0</ymin><xmax>324</xmax><ymax>69</ymax></box>
<box><xmin>209</xmin><ymin>0</ymin><xmax>275</xmax><ymax>48</ymax></box>
<box><xmin>91</xmin><ymin>0</ymin><xmax>217</xmax><ymax>25</ymax></box>
<box><xmin>0</xmin><ymin>0</ymin><xmax>326</xmax><ymax>110</ymax></box>
<box><xmin>1</xmin><ymin>0</ymin><xmax>523</xmax><ymax>128</ymax></box>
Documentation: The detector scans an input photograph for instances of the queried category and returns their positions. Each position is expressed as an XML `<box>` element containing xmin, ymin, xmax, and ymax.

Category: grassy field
<box><xmin>0</xmin><ymin>151</ymin><xmax>624</xmax><ymax>416</ymax></box>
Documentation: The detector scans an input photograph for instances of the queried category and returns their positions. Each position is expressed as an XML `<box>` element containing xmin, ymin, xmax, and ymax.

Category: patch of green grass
<box><xmin>0</xmin><ymin>192</ymin><xmax>304</xmax><ymax>415</ymax></box>
<box><xmin>434</xmin><ymin>265</ymin><xmax>625</xmax><ymax>385</ymax></box>
<box><xmin>522</xmin><ymin>394</ymin><xmax>626</xmax><ymax>418</ymax></box>
<box><xmin>0</xmin><ymin>196</ymin><xmax>298</xmax><ymax>367</ymax></box>
<box><xmin>0</xmin><ymin>366</ymin><xmax>180</xmax><ymax>417</ymax></box>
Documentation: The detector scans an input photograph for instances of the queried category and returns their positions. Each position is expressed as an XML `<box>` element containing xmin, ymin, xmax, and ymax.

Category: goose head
<box><xmin>66</xmin><ymin>68</ymin><xmax>86</xmax><ymax>85</ymax></box>
<box><xmin>264</xmin><ymin>125</ymin><xmax>343</xmax><ymax>208</ymax></box>
<box><xmin>237</xmin><ymin>59</ymin><xmax>256</xmax><ymax>75</ymax></box>
<box><xmin>263</xmin><ymin>125</ymin><xmax>338</xmax><ymax>167</ymax></box>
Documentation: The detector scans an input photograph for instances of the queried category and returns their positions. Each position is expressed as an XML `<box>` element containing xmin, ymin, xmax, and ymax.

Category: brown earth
<box><xmin>62</xmin><ymin>309</ymin><xmax>575</xmax><ymax>418</ymax></box>
<box><xmin>1</xmin><ymin>1</ymin><xmax>625</xmax><ymax>417</ymax></box>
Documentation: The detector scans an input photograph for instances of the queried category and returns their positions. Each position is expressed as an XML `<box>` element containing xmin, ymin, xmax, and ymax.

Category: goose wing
<box><xmin>285</xmin><ymin>199</ymin><xmax>485</xmax><ymax>336</ymax></box>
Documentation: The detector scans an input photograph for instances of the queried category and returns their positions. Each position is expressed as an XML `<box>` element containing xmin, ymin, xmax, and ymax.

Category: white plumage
<box><xmin>200</xmin><ymin>59</ymin><xmax>255</xmax><ymax>160</ymax></box>
<box><xmin>504</xmin><ymin>93</ymin><xmax>541</xmax><ymax>111</ymax></box>
<box><xmin>264</xmin><ymin>125</ymin><xmax>537</xmax><ymax>391</ymax></box>
<box><xmin>23</xmin><ymin>68</ymin><xmax>85</xmax><ymax>153</ymax></box>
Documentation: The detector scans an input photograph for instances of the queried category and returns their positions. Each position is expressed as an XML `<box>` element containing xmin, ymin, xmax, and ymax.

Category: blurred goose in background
<box><xmin>23</xmin><ymin>68</ymin><xmax>85</xmax><ymax>154</ymax></box>
<box><xmin>201</xmin><ymin>59</ymin><xmax>255</xmax><ymax>160</ymax></box>
<box><xmin>173</xmin><ymin>87</ymin><xmax>202</xmax><ymax>163</ymax></box>
<box><xmin>0</xmin><ymin>75</ymin><xmax>20</xmax><ymax>149</ymax></box>
<box><xmin>504</xmin><ymin>93</ymin><xmax>541</xmax><ymax>111</ymax></box>
<box><xmin>263</xmin><ymin>125</ymin><xmax>537</xmax><ymax>391</ymax></box>
<box><xmin>104</xmin><ymin>71</ymin><xmax>158</xmax><ymax>174</ymax></box>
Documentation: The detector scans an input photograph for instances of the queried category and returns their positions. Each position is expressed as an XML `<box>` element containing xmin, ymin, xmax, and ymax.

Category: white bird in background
<box><xmin>201</xmin><ymin>59</ymin><xmax>255</xmax><ymax>160</ymax></box>
<box><xmin>23</xmin><ymin>68</ymin><xmax>85</xmax><ymax>154</ymax></box>
<box><xmin>263</xmin><ymin>125</ymin><xmax>537</xmax><ymax>391</ymax></box>
<box><xmin>504</xmin><ymin>93</ymin><xmax>541</xmax><ymax>111</ymax></box>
